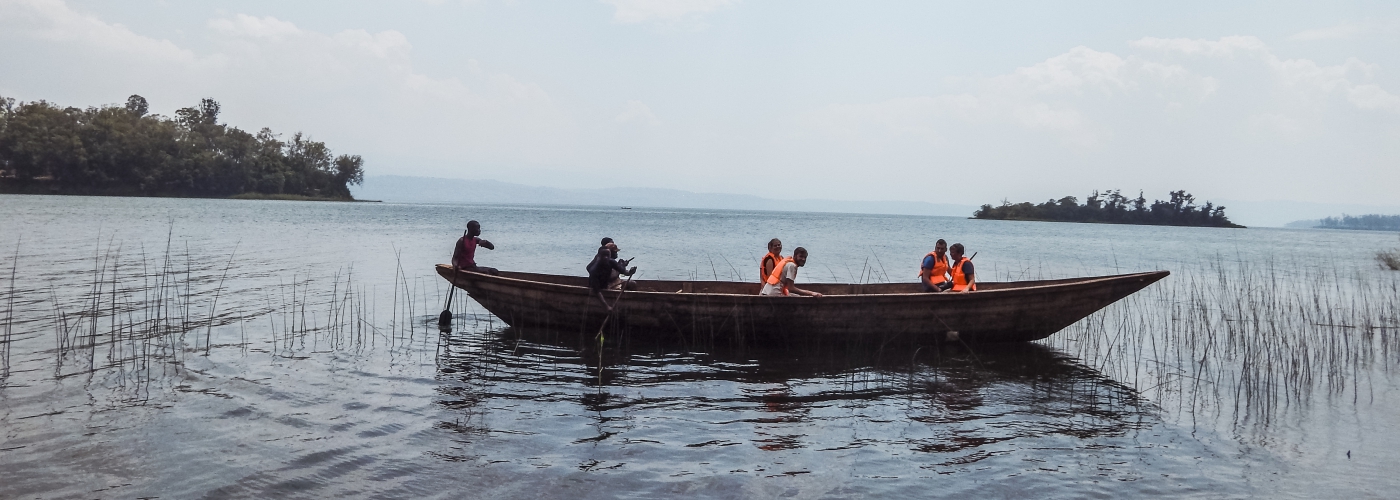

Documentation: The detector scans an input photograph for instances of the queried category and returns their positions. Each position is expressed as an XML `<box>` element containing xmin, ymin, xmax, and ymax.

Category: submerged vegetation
<box><xmin>1319</xmin><ymin>214</ymin><xmax>1400</xmax><ymax>232</ymax></box>
<box><xmin>974</xmin><ymin>190</ymin><xmax>1243</xmax><ymax>228</ymax></box>
<box><xmin>0</xmin><ymin>95</ymin><xmax>364</xmax><ymax>200</ymax></box>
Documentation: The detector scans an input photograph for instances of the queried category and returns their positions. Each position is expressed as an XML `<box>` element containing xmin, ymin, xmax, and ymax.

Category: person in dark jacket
<box><xmin>587</xmin><ymin>237</ymin><xmax>635</xmax><ymax>291</ymax></box>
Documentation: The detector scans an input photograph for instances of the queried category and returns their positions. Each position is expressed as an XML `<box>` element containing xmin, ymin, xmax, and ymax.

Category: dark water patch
<box><xmin>356</xmin><ymin>423</ymin><xmax>407</xmax><ymax>438</ymax></box>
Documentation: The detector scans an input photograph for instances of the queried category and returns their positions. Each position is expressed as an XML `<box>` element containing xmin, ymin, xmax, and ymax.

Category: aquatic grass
<box><xmin>1043</xmin><ymin>256</ymin><xmax>1400</xmax><ymax>442</ymax></box>
<box><xmin>0</xmin><ymin>231</ymin><xmax>455</xmax><ymax>406</ymax></box>
<box><xmin>1379</xmin><ymin>249</ymin><xmax>1400</xmax><ymax>271</ymax></box>
<box><xmin>6</xmin><ymin>231</ymin><xmax>1399</xmax><ymax>447</ymax></box>
<box><xmin>2</xmin><ymin>239</ymin><xmax>17</xmax><ymax>381</ymax></box>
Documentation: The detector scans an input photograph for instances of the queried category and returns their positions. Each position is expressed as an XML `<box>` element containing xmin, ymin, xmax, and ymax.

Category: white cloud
<box><xmin>788</xmin><ymin>36</ymin><xmax>1400</xmax><ymax>205</ymax></box>
<box><xmin>1290</xmin><ymin>23</ymin><xmax>1366</xmax><ymax>41</ymax></box>
<box><xmin>208</xmin><ymin>13</ymin><xmax>302</xmax><ymax>40</ymax></box>
<box><xmin>1129</xmin><ymin>35</ymin><xmax>1269</xmax><ymax>57</ymax></box>
<box><xmin>1348</xmin><ymin>84</ymin><xmax>1400</xmax><ymax>112</ymax></box>
<box><xmin>803</xmin><ymin>45</ymin><xmax>1218</xmax><ymax>149</ymax></box>
<box><xmin>1133</xmin><ymin>36</ymin><xmax>1390</xmax><ymax>114</ymax></box>
<box><xmin>0</xmin><ymin>0</ymin><xmax>201</xmax><ymax>65</ymax></box>
<box><xmin>615</xmin><ymin>100</ymin><xmax>661</xmax><ymax>125</ymax></box>
<box><xmin>600</xmin><ymin>0</ymin><xmax>738</xmax><ymax>24</ymax></box>
<box><xmin>0</xmin><ymin>1</ymin><xmax>572</xmax><ymax>168</ymax></box>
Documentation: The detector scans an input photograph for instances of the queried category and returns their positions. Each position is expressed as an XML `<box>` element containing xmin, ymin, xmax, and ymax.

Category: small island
<box><xmin>973</xmin><ymin>190</ymin><xmax>1244</xmax><ymax>228</ymax></box>
<box><xmin>0</xmin><ymin>95</ymin><xmax>363</xmax><ymax>200</ymax></box>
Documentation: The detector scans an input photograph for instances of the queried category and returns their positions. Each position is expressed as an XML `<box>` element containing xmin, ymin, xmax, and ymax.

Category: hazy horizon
<box><xmin>351</xmin><ymin>174</ymin><xmax>1400</xmax><ymax>227</ymax></box>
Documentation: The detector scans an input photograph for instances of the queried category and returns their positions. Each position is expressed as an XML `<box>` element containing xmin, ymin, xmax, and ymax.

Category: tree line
<box><xmin>973</xmin><ymin>190</ymin><xmax>1243</xmax><ymax>228</ymax></box>
<box><xmin>1318</xmin><ymin>214</ymin><xmax>1400</xmax><ymax>232</ymax></box>
<box><xmin>0</xmin><ymin>95</ymin><xmax>364</xmax><ymax>199</ymax></box>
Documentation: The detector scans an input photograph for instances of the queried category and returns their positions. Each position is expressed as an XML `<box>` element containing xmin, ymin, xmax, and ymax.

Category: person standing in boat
<box><xmin>587</xmin><ymin>237</ymin><xmax>636</xmax><ymax>291</ymax></box>
<box><xmin>759</xmin><ymin>247</ymin><xmax>823</xmax><ymax>297</ymax></box>
<box><xmin>948</xmin><ymin>243</ymin><xmax>976</xmax><ymax>292</ymax></box>
<box><xmin>760</xmin><ymin>238</ymin><xmax>783</xmax><ymax>282</ymax></box>
<box><xmin>920</xmin><ymin>239</ymin><xmax>953</xmax><ymax>292</ymax></box>
<box><xmin>452</xmin><ymin>220</ymin><xmax>497</xmax><ymax>275</ymax></box>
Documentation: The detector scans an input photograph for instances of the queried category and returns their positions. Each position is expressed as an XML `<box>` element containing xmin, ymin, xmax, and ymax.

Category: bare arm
<box><xmin>784</xmin><ymin>279</ymin><xmax>823</xmax><ymax>297</ymax></box>
<box><xmin>478</xmin><ymin>238</ymin><xmax>494</xmax><ymax>250</ymax></box>
<box><xmin>959</xmin><ymin>275</ymin><xmax>975</xmax><ymax>293</ymax></box>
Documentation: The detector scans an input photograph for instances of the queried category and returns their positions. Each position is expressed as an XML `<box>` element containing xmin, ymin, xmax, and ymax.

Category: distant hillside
<box><xmin>1318</xmin><ymin>214</ymin><xmax>1400</xmax><ymax>231</ymax></box>
<box><xmin>351</xmin><ymin>175</ymin><xmax>977</xmax><ymax>217</ymax></box>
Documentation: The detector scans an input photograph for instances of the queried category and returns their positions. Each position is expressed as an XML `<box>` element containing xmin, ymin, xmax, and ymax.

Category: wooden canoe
<box><xmin>435</xmin><ymin>264</ymin><xmax>1167</xmax><ymax>344</ymax></box>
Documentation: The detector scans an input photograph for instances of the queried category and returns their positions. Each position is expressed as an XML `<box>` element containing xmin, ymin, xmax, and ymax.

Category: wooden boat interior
<box><xmin>477</xmin><ymin>269</ymin><xmax>1141</xmax><ymax>296</ymax></box>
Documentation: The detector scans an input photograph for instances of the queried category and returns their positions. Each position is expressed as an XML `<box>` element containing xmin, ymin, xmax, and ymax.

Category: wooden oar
<box><xmin>438</xmin><ymin>265</ymin><xmax>460</xmax><ymax>331</ymax></box>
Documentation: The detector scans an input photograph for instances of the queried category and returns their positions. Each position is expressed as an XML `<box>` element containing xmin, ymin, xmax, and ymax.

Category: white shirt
<box><xmin>758</xmin><ymin>261</ymin><xmax>799</xmax><ymax>296</ymax></box>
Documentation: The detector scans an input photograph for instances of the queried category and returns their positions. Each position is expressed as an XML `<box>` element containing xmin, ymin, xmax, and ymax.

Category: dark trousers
<box><xmin>464</xmin><ymin>265</ymin><xmax>498</xmax><ymax>275</ymax></box>
<box><xmin>922</xmin><ymin>280</ymin><xmax>952</xmax><ymax>292</ymax></box>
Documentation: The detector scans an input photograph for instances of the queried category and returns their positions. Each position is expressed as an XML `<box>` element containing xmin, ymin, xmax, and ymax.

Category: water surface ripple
<box><xmin>2</xmin><ymin>194</ymin><xmax>1398</xmax><ymax>498</ymax></box>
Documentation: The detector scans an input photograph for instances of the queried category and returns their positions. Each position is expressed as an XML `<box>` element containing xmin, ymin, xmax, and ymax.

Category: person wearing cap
<box><xmin>587</xmin><ymin>237</ymin><xmax>636</xmax><ymax>291</ymax></box>
<box><xmin>452</xmin><ymin>220</ymin><xmax>497</xmax><ymax>275</ymax></box>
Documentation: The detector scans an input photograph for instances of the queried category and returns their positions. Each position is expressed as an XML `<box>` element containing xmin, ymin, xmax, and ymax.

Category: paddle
<box><xmin>439</xmin><ymin>235</ymin><xmax>464</xmax><ymax>331</ymax></box>
<box><xmin>438</xmin><ymin>264</ymin><xmax>459</xmax><ymax>331</ymax></box>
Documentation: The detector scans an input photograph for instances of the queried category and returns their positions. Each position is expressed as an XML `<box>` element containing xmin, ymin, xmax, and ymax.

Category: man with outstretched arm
<box><xmin>452</xmin><ymin>220</ymin><xmax>497</xmax><ymax>275</ymax></box>
<box><xmin>587</xmin><ymin>237</ymin><xmax>636</xmax><ymax>291</ymax></box>
<box><xmin>920</xmin><ymin>239</ymin><xmax>952</xmax><ymax>292</ymax></box>
<box><xmin>759</xmin><ymin>247</ymin><xmax>823</xmax><ymax>297</ymax></box>
<box><xmin>948</xmin><ymin>243</ymin><xmax>976</xmax><ymax>292</ymax></box>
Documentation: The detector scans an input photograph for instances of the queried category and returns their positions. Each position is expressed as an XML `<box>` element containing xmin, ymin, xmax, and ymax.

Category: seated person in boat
<box><xmin>948</xmin><ymin>243</ymin><xmax>976</xmax><ymax>292</ymax></box>
<box><xmin>759</xmin><ymin>247</ymin><xmax>822</xmax><ymax>297</ymax></box>
<box><xmin>452</xmin><ymin>220</ymin><xmax>497</xmax><ymax>275</ymax></box>
<box><xmin>760</xmin><ymin>238</ymin><xmax>783</xmax><ymax>282</ymax></box>
<box><xmin>587</xmin><ymin>237</ymin><xmax>636</xmax><ymax>291</ymax></box>
<box><xmin>920</xmin><ymin>239</ymin><xmax>952</xmax><ymax>292</ymax></box>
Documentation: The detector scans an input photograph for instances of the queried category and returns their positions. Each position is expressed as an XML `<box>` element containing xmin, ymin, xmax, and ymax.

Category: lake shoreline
<box><xmin>0</xmin><ymin>179</ymin><xmax>372</xmax><ymax>202</ymax></box>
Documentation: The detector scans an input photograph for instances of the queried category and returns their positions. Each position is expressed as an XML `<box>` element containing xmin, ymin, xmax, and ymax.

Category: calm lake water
<box><xmin>2</xmin><ymin>194</ymin><xmax>1398</xmax><ymax>498</ymax></box>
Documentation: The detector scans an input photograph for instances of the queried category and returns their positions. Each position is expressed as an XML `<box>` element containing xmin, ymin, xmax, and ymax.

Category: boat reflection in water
<box><xmin>429</xmin><ymin>321</ymin><xmax>1176</xmax><ymax>490</ymax></box>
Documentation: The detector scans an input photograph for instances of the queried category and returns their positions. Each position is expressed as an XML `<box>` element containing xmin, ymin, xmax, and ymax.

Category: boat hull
<box><xmin>436</xmin><ymin>265</ymin><xmax>1167</xmax><ymax>345</ymax></box>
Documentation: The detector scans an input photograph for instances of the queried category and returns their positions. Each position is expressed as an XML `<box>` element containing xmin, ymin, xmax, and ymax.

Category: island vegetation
<box><xmin>1317</xmin><ymin>214</ymin><xmax>1400</xmax><ymax>232</ymax></box>
<box><xmin>973</xmin><ymin>190</ymin><xmax>1243</xmax><ymax>228</ymax></box>
<box><xmin>0</xmin><ymin>95</ymin><xmax>363</xmax><ymax>200</ymax></box>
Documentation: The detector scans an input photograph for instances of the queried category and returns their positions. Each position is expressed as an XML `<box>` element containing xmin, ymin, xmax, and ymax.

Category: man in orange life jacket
<box><xmin>920</xmin><ymin>239</ymin><xmax>952</xmax><ymax>292</ymax></box>
<box><xmin>452</xmin><ymin>220</ymin><xmax>497</xmax><ymax>275</ymax></box>
<box><xmin>948</xmin><ymin>243</ymin><xmax>976</xmax><ymax>292</ymax></box>
<box><xmin>760</xmin><ymin>238</ymin><xmax>782</xmax><ymax>282</ymax></box>
<box><xmin>759</xmin><ymin>247</ymin><xmax>823</xmax><ymax>297</ymax></box>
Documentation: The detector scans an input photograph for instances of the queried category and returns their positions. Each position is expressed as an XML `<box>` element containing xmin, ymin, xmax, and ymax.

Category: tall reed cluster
<box><xmin>1379</xmin><ymin>240</ymin><xmax>1400</xmax><ymax>271</ymax></box>
<box><xmin>1044</xmin><ymin>257</ymin><xmax>1400</xmax><ymax>438</ymax></box>
<box><xmin>0</xmin><ymin>236</ymin><xmax>448</xmax><ymax>399</ymax></box>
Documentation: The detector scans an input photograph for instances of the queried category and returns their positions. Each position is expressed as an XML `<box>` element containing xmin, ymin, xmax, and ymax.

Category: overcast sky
<box><xmin>2</xmin><ymin>0</ymin><xmax>1397</xmax><ymax>207</ymax></box>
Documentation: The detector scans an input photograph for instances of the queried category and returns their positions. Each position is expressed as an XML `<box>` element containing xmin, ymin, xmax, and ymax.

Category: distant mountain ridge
<box><xmin>351</xmin><ymin>175</ymin><xmax>978</xmax><ymax>217</ymax></box>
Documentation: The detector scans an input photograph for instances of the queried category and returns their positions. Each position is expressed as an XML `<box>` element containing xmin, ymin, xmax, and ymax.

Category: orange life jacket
<box><xmin>951</xmin><ymin>256</ymin><xmax>976</xmax><ymax>292</ymax></box>
<box><xmin>919</xmin><ymin>251</ymin><xmax>949</xmax><ymax>283</ymax></box>
<box><xmin>765</xmin><ymin>256</ymin><xmax>795</xmax><ymax>295</ymax></box>
<box><xmin>761</xmin><ymin>252</ymin><xmax>780</xmax><ymax>282</ymax></box>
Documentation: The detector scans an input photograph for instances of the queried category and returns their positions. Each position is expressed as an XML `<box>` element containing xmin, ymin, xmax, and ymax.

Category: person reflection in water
<box><xmin>587</xmin><ymin>237</ymin><xmax>636</xmax><ymax>291</ymax></box>
<box><xmin>452</xmin><ymin>220</ymin><xmax>497</xmax><ymax>275</ymax></box>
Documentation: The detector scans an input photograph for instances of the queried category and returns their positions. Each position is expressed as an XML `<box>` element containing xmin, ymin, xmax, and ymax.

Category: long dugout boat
<box><xmin>435</xmin><ymin>264</ymin><xmax>1168</xmax><ymax>344</ymax></box>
